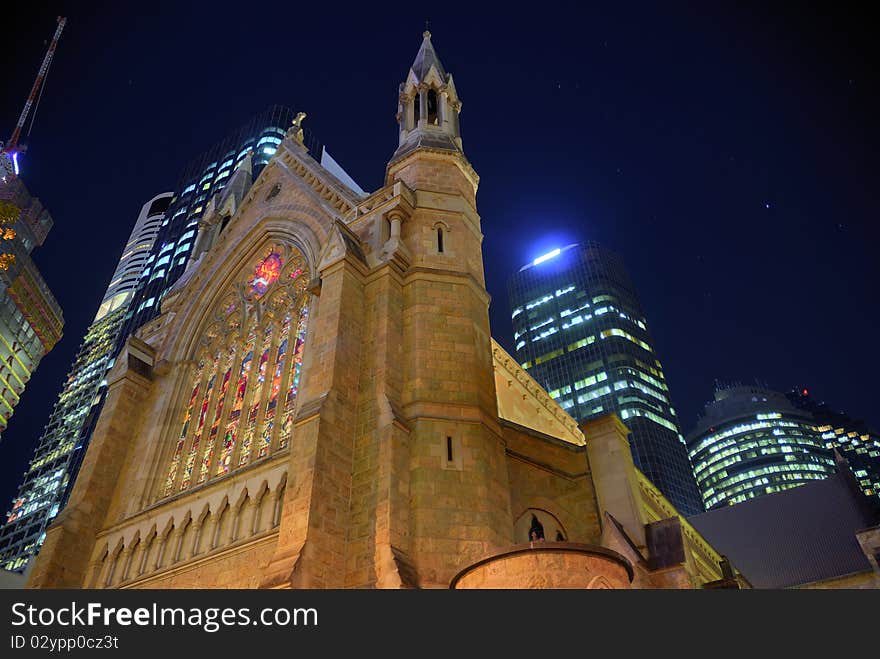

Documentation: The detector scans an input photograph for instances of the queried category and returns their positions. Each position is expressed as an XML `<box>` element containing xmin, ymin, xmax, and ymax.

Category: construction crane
<box><xmin>1</xmin><ymin>16</ymin><xmax>66</xmax><ymax>181</ymax></box>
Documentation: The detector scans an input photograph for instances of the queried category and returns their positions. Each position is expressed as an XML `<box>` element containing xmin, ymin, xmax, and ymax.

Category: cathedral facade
<box><xmin>28</xmin><ymin>33</ymin><xmax>728</xmax><ymax>590</ymax></box>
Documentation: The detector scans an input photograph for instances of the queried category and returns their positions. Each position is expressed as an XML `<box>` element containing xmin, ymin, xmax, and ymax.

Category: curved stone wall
<box><xmin>450</xmin><ymin>542</ymin><xmax>633</xmax><ymax>589</ymax></box>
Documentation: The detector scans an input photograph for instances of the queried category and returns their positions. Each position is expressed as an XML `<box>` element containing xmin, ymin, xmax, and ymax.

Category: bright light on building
<box><xmin>11</xmin><ymin>152</ymin><xmax>20</xmax><ymax>176</ymax></box>
<box><xmin>532</xmin><ymin>248</ymin><xmax>560</xmax><ymax>266</ymax></box>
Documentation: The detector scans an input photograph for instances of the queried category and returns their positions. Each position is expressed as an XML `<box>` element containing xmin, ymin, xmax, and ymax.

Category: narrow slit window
<box><xmin>446</xmin><ymin>436</ymin><xmax>453</xmax><ymax>462</ymax></box>
<box><xmin>437</xmin><ymin>227</ymin><xmax>444</xmax><ymax>253</ymax></box>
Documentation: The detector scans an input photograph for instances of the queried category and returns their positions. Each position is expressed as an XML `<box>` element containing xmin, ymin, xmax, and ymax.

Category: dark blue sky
<box><xmin>1</xmin><ymin>2</ymin><xmax>877</xmax><ymax>511</ymax></box>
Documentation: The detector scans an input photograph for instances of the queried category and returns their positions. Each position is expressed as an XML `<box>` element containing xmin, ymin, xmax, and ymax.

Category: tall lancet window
<box><xmin>160</xmin><ymin>244</ymin><xmax>311</xmax><ymax>501</ymax></box>
<box><xmin>413</xmin><ymin>93</ymin><xmax>421</xmax><ymax>125</ymax></box>
<box><xmin>427</xmin><ymin>89</ymin><xmax>439</xmax><ymax>126</ymax></box>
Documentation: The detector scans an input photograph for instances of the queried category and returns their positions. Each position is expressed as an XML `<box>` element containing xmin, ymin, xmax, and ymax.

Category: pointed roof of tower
<box><xmin>410</xmin><ymin>31</ymin><xmax>447</xmax><ymax>82</ymax></box>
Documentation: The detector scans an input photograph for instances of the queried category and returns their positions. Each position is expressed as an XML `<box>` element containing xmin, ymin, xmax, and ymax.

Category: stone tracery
<box><xmin>160</xmin><ymin>242</ymin><xmax>310</xmax><ymax>499</ymax></box>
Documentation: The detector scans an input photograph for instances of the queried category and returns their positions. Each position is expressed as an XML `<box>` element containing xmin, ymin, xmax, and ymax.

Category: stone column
<box><xmin>215</xmin><ymin>505</ymin><xmax>232</xmax><ymax>548</ymax></box>
<box><xmin>136</xmin><ymin>536</ymin><xmax>154</xmax><ymax>577</ymax></box>
<box><xmin>270</xmin><ymin>487</ymin><xmax>284</xmax><ymax>528</ymax></box>
<box><xmin>114</xmin><ymin>546</ymin><xmax>133</xmax><ymax>586</ymax></box>
<box><xmin>418</xmin><ymin>88</ymin><xmax>427</xmax><ymax>128</ymax></box>
<box><xmin>128</xmin><ymin>541</ymin><xmax>144</xmax><ymax>580</ymax></box>
<box><xmin>169</xmin><ymin>525</ymin><xmax>186</xmax><ymax>566</ymax></box>
<box><xmin>102</xmin><ymin>548</ymin><xmax>121</xmax><ymax>588</ymax></box>
<box><xmin>241</xmin><ymin>496</ymin><xmax>260</xmax><ymax>539</ymax></box>
<box><xmin>230</xmin><ymin>500</ymin><xmax>247</xmax><ymax>544</ymax></box>
<box><xmin>202</xmin><ymin>513</ymin><xmax>220</xmax><ymax>554</ymax></box>
<box><xmin>185</xmin><ymin>520</ymin><xmax>203</xmax><ymax>560</ymax></box>
<box><xmin>406</xmin><ymin>94</ymin><xmax>415</xmax><ymax>132</ymax></box>
<box><xmin>151</xmin><ymin>530</ymin><xmax>170</xmax><ymax>572</ymax></box>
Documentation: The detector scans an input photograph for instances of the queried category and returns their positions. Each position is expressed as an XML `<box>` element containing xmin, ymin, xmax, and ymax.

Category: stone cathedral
<box><xmin>29</xmin><ymin>33</ymin><xmax>731</xmax><ymax>590</ymax></box>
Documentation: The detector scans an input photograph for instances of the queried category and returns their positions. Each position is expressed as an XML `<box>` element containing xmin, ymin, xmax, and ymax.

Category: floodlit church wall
<box><xmin>503</xmin><ymin>425</ymin><xmax>601</xmax><ymax>545</ymax></box>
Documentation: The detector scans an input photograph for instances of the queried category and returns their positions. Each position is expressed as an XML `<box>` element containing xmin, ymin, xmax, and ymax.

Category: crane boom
<box><xmin>6</xmin><ymin>16</ymin><xmax>66</xmax><ymax>151</ymax></box>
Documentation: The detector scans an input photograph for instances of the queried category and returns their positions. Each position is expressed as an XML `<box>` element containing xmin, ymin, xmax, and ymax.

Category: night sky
<box><xmin>1</xmin><ymin>2</ymin><xmax>877</xmax><ymax>512</ymax></box>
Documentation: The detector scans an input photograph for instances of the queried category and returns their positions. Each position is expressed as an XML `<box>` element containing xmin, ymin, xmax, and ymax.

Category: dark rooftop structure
<box><xmin>688</xmin><ymin>462</ymin><xmax>880</xmax><ymax>588</ymax></box>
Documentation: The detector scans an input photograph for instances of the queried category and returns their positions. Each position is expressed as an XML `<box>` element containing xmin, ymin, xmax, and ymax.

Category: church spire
<box><xmin>410</xmin><ymin>30</ymin><xmax>447</xmax><ymax>82</ymax></box>
<box><xmin>391</xmin><ymin>31</ymin><xmax>464</xmax><ymax>163</ymax></box>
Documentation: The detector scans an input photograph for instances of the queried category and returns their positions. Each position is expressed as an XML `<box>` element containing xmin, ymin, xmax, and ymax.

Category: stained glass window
<box><xmin>180</xmin><ymin>351</ymin><xmax>220</xmax><ymax>491</ymax></box>
<box><xmin>198</xmin><ymin>346</ymin><xmax>236</xmax><ymax>484</ymax></box>
<box><xmin>250</xmin><ymin>252</ymin><xmax>282</xmax><ymax>298</ymax></box>
<box><xmin>216</xmin><ymin>329</ymin><xmax>258</xmax><ymax>476</ymax></box>
<box><xmin>160</xmin><ymin>244</ymin><xmax>309</xmax><ymax>501</ymax></box>
<box><xmin>257</xmin><ymin>312</ymin><xmax>291</xmax><ymax>460</ymax></box>
<box><xmin>164</xmin><ymin>360</ymin><xmax>205</xmax><ymax>496</ymax></box>
<box><xmin>278</xmin><ymin>306</ymin><xmax>308</xmax><ymax>451</ymax></box>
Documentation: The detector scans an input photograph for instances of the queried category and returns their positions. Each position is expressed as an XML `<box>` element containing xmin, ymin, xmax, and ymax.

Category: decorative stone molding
<box><xmin>491</xmin><ymin>339</ymin><xmax>584</xmax><ymax>445</ymax></box>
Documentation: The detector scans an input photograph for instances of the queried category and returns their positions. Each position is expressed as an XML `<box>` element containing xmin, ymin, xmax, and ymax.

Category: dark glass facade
<box><xmin>0</xmin><ymin>307</ymin><xmax>125</xmax><ymax>571</ymax></box>
<box><xmin>119</xmin><ymin>105</ymin><xmax>322</xmax><ymax>339</ymax></box>
<box><xmin>507</xmin><ymin>242</ymin><xmax>704</xmax><ymax>515</ymax></box>
<box><xmin>786</xmin><ymin>387</ymin><xmax>880</xmax><ymax>502</ymax></box>
<box><xmin>686</xmin><ymin>386</ymin><xmax>836</xmax><ymax>510</ymax></box>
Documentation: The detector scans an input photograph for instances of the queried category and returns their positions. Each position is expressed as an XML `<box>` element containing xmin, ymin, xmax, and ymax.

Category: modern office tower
<box><xmin>507</xmin><ymin>241</ymin><xmax>704</xmax><ymax>515</ymax></box>
<box><xmin>686</xmin><ymin>385</ymin><xmax>837</xmax><ymax>510</ymax></box>
<box><xmin>786</xmin><ymin>387</ymin><xmax>880</xmax><ymax>501</ymax></box>
<box><xmin>0</xmin><ymin>176</ymin><xmax>63</xmax><ymax>441</ymax></box>
<box><xmin>96</xmin><ymin>193</ymin><xmax>173</xmax><ymax>321</ymax></box>
<box><xmin>118</xmin><ymin>105</ymin><xmax>332</xmax><ymax>342</ymax></box>
<box><xmin>0</xmin><ymin>193</ymin><xmax>170</xmax><ymax>572</ymax></box>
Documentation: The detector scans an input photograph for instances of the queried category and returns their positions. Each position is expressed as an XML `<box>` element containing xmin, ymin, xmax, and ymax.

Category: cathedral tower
<box><xmin>383</xmin><ymin>31</ymin><xmax>514</xmax><ymax>586</ymax></box>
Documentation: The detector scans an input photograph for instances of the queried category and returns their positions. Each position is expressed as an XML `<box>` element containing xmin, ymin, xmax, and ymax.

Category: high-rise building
<box><xmin>507</xmin><ymin>242</ymin><xmax>704</xmax><ymax>515</ymax></box>
<box><xmin>786</xmin><ymin>387</ymin><xmax>880</xmax><ymax>501</ymax></box>
<box><xmin>96</xmin><ymin>193</ymin><xmax>173</xmax><ymax>322</ymax></box>
<box><xmin>686</xmin><ymin>385</ymin><xmax>836</xmax><ymax>510</ymax></box>
<box><xmin>0</xmin><ymin>176</ymin><xmax>63</xmax><ymax>441</ymax></box>
<box><xmin>0</xmin><ymin>193</ymin><xmax>171</xmax><ymax>572</ymax></box>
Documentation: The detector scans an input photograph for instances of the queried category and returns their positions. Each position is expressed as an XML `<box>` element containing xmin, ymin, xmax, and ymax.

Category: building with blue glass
<box><xmin>786</xmin><ymin>387</ymin><xmax>880</xmax><ymax>502</ymax></box>
<box><xmin>507</xmin><ymin>241</ymin><xmax>704</xmax><ymax>515</ymax></box>
<box><xmin>686</xmin><ymin>385</ymin><xmax>837</xmax><ymax>510</ymax></box>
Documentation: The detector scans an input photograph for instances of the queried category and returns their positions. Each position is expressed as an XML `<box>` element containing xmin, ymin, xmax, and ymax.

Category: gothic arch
<box><xmin>514</xmin><ymin>507</ymin><xmax>569</xmax><ymax>544</ymax></box>
<box><xmin>588</xmin><ymin>575</ymin><xmax>616</xmax><ymax>590</ymax></box>
<box><xmin>152</xmin><ymin>219</ymin><xmax>319</xmax><ymax>501</ymax></box>
<box><xmin>170</xmin><ymin>219</ymin><xmax>320</xmax><ymax>366</ymax></box>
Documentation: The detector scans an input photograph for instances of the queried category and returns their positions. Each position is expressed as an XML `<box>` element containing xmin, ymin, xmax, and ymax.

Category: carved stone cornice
<box><xmin>491</xmin><ymin>339</ymin><xmax>584</xmax><ymax>445</ymax></box>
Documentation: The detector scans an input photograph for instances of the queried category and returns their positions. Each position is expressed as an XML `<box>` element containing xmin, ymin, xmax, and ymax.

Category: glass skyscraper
<box><xmin>0</xmin><ymin>193</ymin><xmax>171</xmax><ymax>572</ymax></box>
<box><xmin>786</xmin><ymin>387</ymin><xmax>880</xmax><ymax>502</ymax></box>
<box><xmin>507</xmin><ymin>241</ymin><xmax>704</xmax><ymax>515</ymax></box>
<box><xmin>0</xmin><ymin>176</ymin><xmax>64</xmax><ymax>441</ymax></box>
<box><xmin>686</xmin><ymin>385</ymin><xmax>836</xmax><ymax>510</ymax></box>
